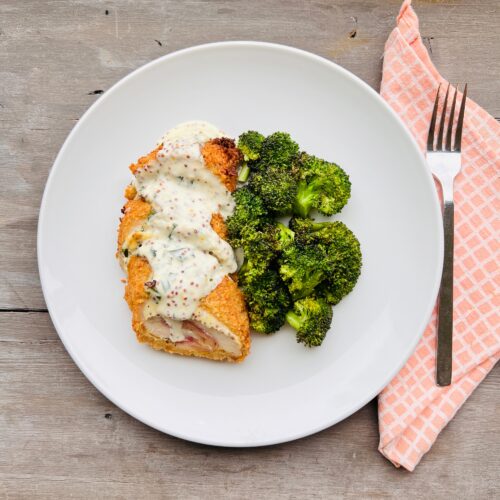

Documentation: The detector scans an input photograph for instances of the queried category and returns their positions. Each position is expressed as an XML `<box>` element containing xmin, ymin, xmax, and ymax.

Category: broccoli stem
<box><xmin>238</xmin><ymin>164</ymin><xmax>250</xmax><ymax>182</ymax></box>
<box><xmin>286</xmin><ymin>311</ymin><xmax>303</xmax><ymax>330</ymax></box>
<box><xmin>293</xmin><ymin>182</ymin><xmax>314</xmax><ymax>218</ymax></box>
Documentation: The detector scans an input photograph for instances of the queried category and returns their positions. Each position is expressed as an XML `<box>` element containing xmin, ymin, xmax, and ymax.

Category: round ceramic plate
<box><xmin>38</xmin><ymin>42</ymin><xmax>443</xmax><ymax>446</ymax></box>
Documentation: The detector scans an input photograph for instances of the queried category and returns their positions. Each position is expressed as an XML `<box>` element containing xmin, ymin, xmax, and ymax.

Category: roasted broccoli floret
<box><xmin>249</xmin><ymin>164</ymin><xmax>298</xmax><ymax>215</ymax></box>
<box><xmin>318</xmin><ymin>224</ymin><xmax>362</xmax><ymax>305</ymax></box>
<box><xmin>289</xmin><ymin>217</ymin><xmax>337</xmax><ymax>246</ymax></box>
<box><xmin>242</xmin><ymin>131</ymin><xmax>300</xmax><ymax>213</ymax></box>
<box><xmin>278</xmin><ymin>243</ymin><xmax>327</xmax><ymax>300</ymax></box>
<box><xmin>238</xmin><ymin>225</ymin><xmax>277</xmax><ymax>279</ymax></box>
<box><xmin>255</xmin><ymin>132</ymin><xmax>299</xmax><ymax>171</ymax></box>
<box><xmin>237</xmin><ymin>131</ymin><xmax>265</xmax><ymax>182</ymax></box>
<box><xmin>289</xmin><ymin>218</ymin><xmax>362</xmax><ymax>304</ymax></box>
<box><xmin>226</xmin><ymin>186</ymin><xmax>270</xmax><ymax>246</ymax></box>
<box><xmin>286</xmin><ymin>297</ymin><xmax>333</xmax><ymax>347</ymax></box>
<box><xmin>274</xmin><ymin>222</ymin><xmax>295</xmax><ymax>252</ymax></box>
<box><xmin>238</xmin><ymin>131</ymin><xmax>265</xmax><ymax>161</ymax></box>
<box><xmin>293</xmin><ymin>153</ymin><xmax>351</xmax><ymax>218</ymax></box>
<box><xmin>236</xmin><ymin>222</ymin><xmax>292</xmax><ymax>334</ymax></box>
<box><xmin>240</xmin><ymin>268</ymin><xmax>291</xmax><ymax>334</ymax></box>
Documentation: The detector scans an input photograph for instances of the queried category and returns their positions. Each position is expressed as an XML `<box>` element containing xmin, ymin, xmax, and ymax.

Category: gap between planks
<box><xmin>0</xmin><ymin>308</ymin><xmax>48</xmax><ymax>313</ymax></box>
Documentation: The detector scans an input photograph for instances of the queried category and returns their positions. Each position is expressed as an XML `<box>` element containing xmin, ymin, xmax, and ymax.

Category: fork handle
<box><xmin>436</xmin><ymin>199</ymin><xmax>454</xmax><ymax>386</ymax></box>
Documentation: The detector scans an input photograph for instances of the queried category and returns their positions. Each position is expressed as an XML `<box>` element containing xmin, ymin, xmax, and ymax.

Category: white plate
<box><xmin>38</xmin><ymin>42</ymin><xmax>443</xmax><ymax>446</ymax></box>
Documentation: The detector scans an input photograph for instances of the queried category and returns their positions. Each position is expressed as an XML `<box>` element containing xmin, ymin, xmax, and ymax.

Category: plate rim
<box><xmin>37</xmin><ymin>40</ymin><xmax>444</xmax><ymax>447</ymax></box>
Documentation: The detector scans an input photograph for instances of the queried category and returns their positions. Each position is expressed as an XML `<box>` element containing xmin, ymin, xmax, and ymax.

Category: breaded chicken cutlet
<box><xmin>117</xmin><ymin>122</ymin><xmax>250</xmax><ymax>362</ymax></box>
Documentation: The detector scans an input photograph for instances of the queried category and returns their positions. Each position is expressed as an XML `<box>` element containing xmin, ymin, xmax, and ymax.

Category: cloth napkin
<box><xmin>377</xmin><ymin>0</ymin><xmax>500</xmax><ymax>471</ymax></box>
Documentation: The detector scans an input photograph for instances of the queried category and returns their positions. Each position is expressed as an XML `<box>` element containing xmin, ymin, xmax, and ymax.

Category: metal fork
<box><xmin>427</xmin><ymin>83</ymin><xmax>467</xmax><ymax>387</ymax></box>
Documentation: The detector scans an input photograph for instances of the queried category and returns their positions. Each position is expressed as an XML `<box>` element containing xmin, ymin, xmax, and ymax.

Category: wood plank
<box><xmin>0</xmin><ymin>0</ymin><xmax>499</xmax><ymax>308</ymax></box>
<box><xmin>0</xmin><ymin>312</ymin><xmax>498</xmax><ymax>498</ymax></box>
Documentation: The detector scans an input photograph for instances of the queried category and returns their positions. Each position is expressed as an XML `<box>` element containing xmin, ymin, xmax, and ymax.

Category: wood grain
<box><xmin>0</xmin><ymin>1</ymin><xmax>499</xmax><ymax>497</ymax></box>
<box><xmin>0</xmin><ymin>313</ymin><xmax>498</xmax><ymax>499</ymax></box>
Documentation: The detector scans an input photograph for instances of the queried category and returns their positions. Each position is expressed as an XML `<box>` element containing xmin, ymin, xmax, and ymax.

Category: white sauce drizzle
<box><xmin>126</xmin><ymin>121</ymin><xmax>237</xmax><ymax>323</ymax></box>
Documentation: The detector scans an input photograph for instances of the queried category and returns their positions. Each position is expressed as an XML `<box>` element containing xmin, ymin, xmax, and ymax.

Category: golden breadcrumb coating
<box><xmin>124</xmin><ymin>184</ymin><xmax>137</xmax><ymax>200</ymax></box>
<box><xmin>129</xmin><ymin>145</ymin><xmax>162</xmax><ymax>175</ymax></box>
<box><xmin>117</xmin><ymin>199</ymin><xmax>151</xmax><ymax>254</ymax></box>
<box><xmin>201</xmin><ymin>138</ymin><xmax>242</xmax><ymax>192</ymax></box>
<box><xmin>124</xmin><ymin>255</ymin><xmax>151</xmax><ymax>326</ymax></box>
<box><xmin>210</xmin><ymin>213</ymin><xmax>228</xmax><ymax>240</ymax></box>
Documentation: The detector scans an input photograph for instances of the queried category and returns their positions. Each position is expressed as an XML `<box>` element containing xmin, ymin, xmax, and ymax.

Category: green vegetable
<box><xmin>237</xmin><ymin>131</ymin><xmax>265</xmax><ymax>182</ymax></box>
<box><xmin>238</xmin><ymin>225</ymin><xmax>276</xmax><ymax>278</ymax></box>
<box><xmin>240</xmin><ymin>268</ymin><xmax>291</xmax><ymax>334</ymax></box>
<box><xmin>236</xmin><ymin>222</ymin><xmax>293</xmax><ymax>334</ymax></box>
<box><xmin>229</xmin><ymin>130</ymin><xmax>361</xmax><ymax>342</ymax></box>
<box><xmin>238</xmin><ymin>131</ymin><xmax>265</xmax><ymax>161</ymax></box>
<box><xmin>286</xmin><ymin>296</ymin><xmax>333</xmax><ymax>347</ymax></box>
<box><xmin>237</xmin><ymin>164</ymin><xmax>251</xmax><ymax>182</ymax></box>
<box><xmin>236</xmin><ymin>131</ymin><xmax>300</xmax><ymax>214</ymax></box>
<box><xmin>278</xmin><ymin>241</ymin><xmax>327</xmax><ymax>300</ymax></box>
<box><xmin>226</xmin><ymin>186</ymin><xmax>270</xmax><ymax>246</ymax></box>
<box><xmin>256</xmin><ymin>132</ymin><xmax>299</xmax><ymax>170</ymax></box>
<box><xmin>290</xmin><ymin>218</ymin><xmax>362</xmax><ymax>304</ymax></box>
<box><xmin>293</xmin><ymin>153</ymin><xmax>351</xmax><ymax>218</ymax></box>
<box><xmin>249</xmin><ymin>164</ymin><xmax>298</xmax><ymax>215</ymax></box>
<box><xmin>274</xmin><ymin>222</ymin><xmax>295</xmax><ymax>252</ymax></box>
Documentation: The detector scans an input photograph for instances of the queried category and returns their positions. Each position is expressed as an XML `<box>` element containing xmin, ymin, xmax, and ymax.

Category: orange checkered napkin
<box><xmin>377</xmin><ymin>0</ymin><xmax>500</xmax><ymax>471</ymax></box>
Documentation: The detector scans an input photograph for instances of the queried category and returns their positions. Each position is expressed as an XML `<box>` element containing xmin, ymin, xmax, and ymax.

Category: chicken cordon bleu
<box><xmin>117</xmin><ymin>121</ymin><xmax>250</xmax><ymax>362</ymax></box>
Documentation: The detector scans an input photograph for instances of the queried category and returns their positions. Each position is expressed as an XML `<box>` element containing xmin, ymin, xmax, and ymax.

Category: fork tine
<box><xmin>427</xmin><ymin>84</ymin><xmax>441</xmax><ymax>151</ymax></box>
<box><xmin>455</xmin><ymin>83</ymin><xmax>468</xmax><ymax>152</ymax></box>
<box><xmin>437</xmin><ymin>84</ymin><xmax>450</xmax><ymax>151</ymax></box>
<box><xmin>445</xmin><ymin>85</ymin><xmax>458</xmax><ymax>151</ymax></box>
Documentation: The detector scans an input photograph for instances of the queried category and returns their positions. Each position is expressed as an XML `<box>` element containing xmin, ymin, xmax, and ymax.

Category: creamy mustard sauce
<box><xmin>125</xmin><ymin>121</ymin><xmax>237</xmax><ymax>324</ymax></box>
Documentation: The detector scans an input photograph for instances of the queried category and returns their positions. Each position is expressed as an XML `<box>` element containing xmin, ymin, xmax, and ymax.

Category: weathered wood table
<box><xmin>1</xmin><ymin>1</ymin><xmax>499</xmax><ymax>497</ymax></box>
